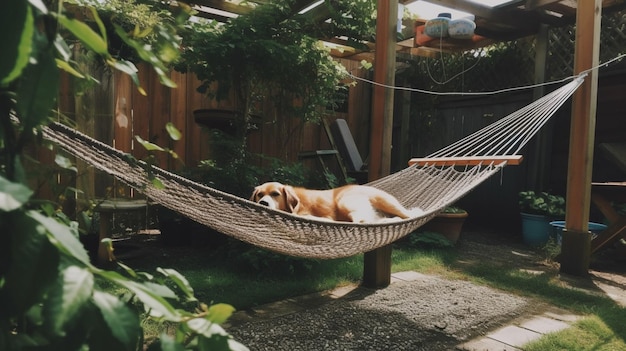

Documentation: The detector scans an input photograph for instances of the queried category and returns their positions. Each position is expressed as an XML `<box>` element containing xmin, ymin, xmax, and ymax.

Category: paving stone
<box><xmin>520</xmin><ymin>316</ymin><xmax>571</xmax><ymax>334</ymax></box>
<box><xmin>543</xmin><ymin>310</ymin><xmax>581</xmax><ymax>323</ymax></box>
<box><xmin>391</xmin><ymin>271</ymin><xmax>429</xmax><ymax>282</ymax></box>
<box><xmin>250</xmin><ymin>299</ymin><xmax>303</xmax><ymax>319</ymax></box>
<box><xmin>328</xmin><ymin>284</ymin><xmax>358</xmax><ymax>298</ymax></box>
<box><xmin>457</xmin><ymin>337</ymin><xmax>522</xmax><ymax>351</ymax></box>
<box><xmin>487</xmin><ymin>325</ymin><xmax>541</xmax><ymax>348</ymax></box>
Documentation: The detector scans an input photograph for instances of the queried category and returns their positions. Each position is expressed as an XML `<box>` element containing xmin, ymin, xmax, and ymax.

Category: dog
<box><xmin>250</xmin><ymin>182</ymin><xmax>422</xmax><ymax>223</ymax></box>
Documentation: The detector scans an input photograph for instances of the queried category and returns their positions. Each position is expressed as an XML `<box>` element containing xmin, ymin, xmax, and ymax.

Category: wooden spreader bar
<box><xmin>408</xmin><ymin>155</ymin><xmax>523</xmax><ymax>167</ymax></box>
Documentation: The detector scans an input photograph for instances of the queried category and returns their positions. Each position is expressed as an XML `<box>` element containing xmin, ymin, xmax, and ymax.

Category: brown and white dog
<box><xmin>250</xmin><ymin>181</ymin><xmax>422</xmax><ymax>223</ymax></box>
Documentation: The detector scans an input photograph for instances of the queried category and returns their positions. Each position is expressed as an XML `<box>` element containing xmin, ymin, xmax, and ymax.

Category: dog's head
<box><xmin>250</xmin><ymin>182</ymin><xmax>300</xmax><ymax>213</ymax></box>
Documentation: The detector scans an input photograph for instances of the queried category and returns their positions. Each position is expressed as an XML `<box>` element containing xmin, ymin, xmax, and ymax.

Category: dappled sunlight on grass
<box><xmin>392</xmin><ymin>246</ymin><xmax>461</xmax><ymax>277</ymax></box>
<box><xmin>525</xmin><ymin>315</ymin><xmax>626</xmax><ymax>351</ymax></box>
<box><xmin>437</xmin><ymin>242</ymin><xmax>626</xmax><ymax>351</ymax></box>
<box><xmin>108</xmin><ymin>232</ymin><xmax>626</xmax><ymax>351</ymax></box>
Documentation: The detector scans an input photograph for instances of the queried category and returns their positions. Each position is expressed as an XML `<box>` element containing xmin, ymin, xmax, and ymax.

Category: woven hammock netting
<box><xmin>41</xmin><ymin>75</ymin><xmax>585</xmax><ymax>259</ymax></box>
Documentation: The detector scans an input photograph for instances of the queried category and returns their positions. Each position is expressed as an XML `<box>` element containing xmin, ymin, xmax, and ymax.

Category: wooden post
<box><xmin>528</xmin><ymin>24</ymin><xmax>549</xmax><ymax>190</ymax></box>
<box><xmin>362</xmin><ymin>0</ymin><xmax>398</xmax><ymax>289</ymax></box>
<box><xmin>560</xmin><ymin>0</ymin><xmax>601</xmax><ymax>276</ymax></box>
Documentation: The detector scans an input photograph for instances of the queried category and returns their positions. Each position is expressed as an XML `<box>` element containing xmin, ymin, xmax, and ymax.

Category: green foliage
<box><xmin>404</xmin><ymin>231</ymin><xmax>455</xmax><ymax>249</ymax></box>
<box><xmin>174</xmin><ymin>0</ymin><xmax>375</xmax><ymax>136</ymax></box>
<box><xmin>184</xmin><ymin>130</ymin><xmax>328</xmax><ymax>198</ymax></box>
<box><xmin>541</xmin><ymin>237</ymin><xmax>561</xmax><ymax>262</ymax></box>
<box><xmin>224</xmin><ymin>240</ymin><xmax>320</xmax><ymax>276</ymax></box>
<box><xmin>323</xmin><ymin>0</ymin><xmax>377</xmax><ymax>44</ymax></box>
<box><xmin>0</xmin><ymin>1</ymin><xmax>246</xmax><ymax>350</ymax></box>
<box><xmin>442</xmin><ymin>206</ymin><xmax>466</xmax><ymax>214</ymax></box>
<box><xmin>518</xmin><ymin>190</ymin><xmax>566</xmax><ymax>217</ymax></box>
<box><xmin>68</xmin><ymin>0</ymin><xmax>185</xmax><ymax>70</ymax></box>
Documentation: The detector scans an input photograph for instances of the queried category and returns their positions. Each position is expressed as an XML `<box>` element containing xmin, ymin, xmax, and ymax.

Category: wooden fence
<box><xmin>34</xmin><ymin>58</ymin><xmax>372</xmax><ymax>204</ymax></box>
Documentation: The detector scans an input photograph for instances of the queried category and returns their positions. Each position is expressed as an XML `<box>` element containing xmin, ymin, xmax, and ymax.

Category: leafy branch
<box><xmin>0</xmin><ymin>0</ymin><xmax>246</xmax><ymax>350</ymax></box>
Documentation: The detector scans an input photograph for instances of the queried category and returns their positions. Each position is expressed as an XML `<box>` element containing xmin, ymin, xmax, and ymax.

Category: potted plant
<box><xmin>518</xmin><ymin>190</ymin><xmax>565</xmax><ymax>246</ymax></box>
<box><xmin>422</xmin><ymin>206</ymin><xmax>468</xmax><ymax>244</ymax></box>
<box><xmin>174</xmin><ymin>0</ymin><xmax>371</xmax><ymax>145</ymax></box>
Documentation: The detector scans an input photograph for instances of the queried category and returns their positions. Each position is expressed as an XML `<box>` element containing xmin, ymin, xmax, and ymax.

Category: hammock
<box><xmin>41</xmin><ymin>75</ymin><xmax>585</xmax><ymax>259</ymax></box>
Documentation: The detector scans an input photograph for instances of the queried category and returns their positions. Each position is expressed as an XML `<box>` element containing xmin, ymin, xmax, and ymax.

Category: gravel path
<box><xmin>228</xmin><ymin>272</ymin><xmax>531</xmax><ymax>350</ymax></box>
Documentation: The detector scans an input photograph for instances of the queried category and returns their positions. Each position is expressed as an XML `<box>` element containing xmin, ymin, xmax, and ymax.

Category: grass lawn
<box><xmin>109</xmin><ymin>231</ymin><xmax>626</xmax><ymax>350</ymax></box>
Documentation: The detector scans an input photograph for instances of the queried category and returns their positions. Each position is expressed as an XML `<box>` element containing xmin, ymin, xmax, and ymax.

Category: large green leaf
<box><xmin>187</xmin><ymin>320</ymin><xmax>234</xmax><ymax>351</ymax></box>
<box><xmin>44</xmin><ymin>265</ymin><xmax>94</xmax><ymax>336</ymax></box>
<box><xmin>148</xmin><ymin>334</ymin><xmax>185</xmax><ymax>351</ymax></box>
<box><xmin>141</xmin><ymin>281</ymin><xmax>178</xmax><ymax>300</ymax></box>
<box><xmin>0</xmin><ymin>211</ymin><xmax>60</xmax><ymax>317</ymax></box>
<box><xmin>205</xmin><ymin>303</ymin><xmax>235</xmax><ymax>325</ymax></box>
<box><xmin>0</xmin><ymin>0</ymin><xmax>33</xmax><ymax>86</ymax></box>
<box><xmin>29</xmin><ymin>211</ymin><xmax>91</xmax><ymax>265</ymax></box>
<box><xmin>92</xmin><ymin>291</ymin><xmax>141</xmax><ymax>351</ymax></box>
<box><xmin>0</xmin><ymin>175</ymin><xmax>33</xmax><ymax>212</ymax></box>
<box><xmin>56</xmin><ymin>13</ymin><xmax>108</xmax><ymax>55</ymax></box>
<box><xmin>111</xmin><ymin>59</ymin><xmax>146</xmax><ymax>95</ymax></box>
<box><xmin>186</xmin><ymin>318</ymin><xmax>229</xmax><ymax>338</ymax></box>
<box><xmin>165</xmin><ymin>123</ymin><xmax>182</xmax><ymax>141</ymax></box>
<box><xmin>96</xmin><ymin>270</ymin><xmax>181</xmax><ymax>321</ymax></box>
<box><xmin>54</xmin><ymin>153</ymin><xmax>77</xmax><ymax>172</ymax></box>
<box><xmin>16</xmin><ymin>48</ymin><xmax>60</xmax><ymax>132</ymax></box>
<box><xmin>157</xmin><ymin>267</ymin><xmax>195</xmax><ymax>300</ymax></box>
<box><xmin>135</xmin><ymin>135</ymin><xmax>165</xmax><ymax>151</ymax></box>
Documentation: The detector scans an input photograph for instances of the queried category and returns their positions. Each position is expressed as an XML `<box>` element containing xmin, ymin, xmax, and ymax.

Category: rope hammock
<box><xmin>42</xmin><ymin>75</ymin><xmax>585</xmax><ymax>259</ymax></box>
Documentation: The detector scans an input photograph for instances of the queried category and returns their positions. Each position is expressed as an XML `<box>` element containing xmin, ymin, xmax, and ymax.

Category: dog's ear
<box><xmin>283</xmin><ymin>186</ymin><xmax>300</xmax><ymax>213</ymax></box>
<box><xmin>250</xmin><ymin>187</ymin><xmax>260</xmax><ymax>201</ymax></box>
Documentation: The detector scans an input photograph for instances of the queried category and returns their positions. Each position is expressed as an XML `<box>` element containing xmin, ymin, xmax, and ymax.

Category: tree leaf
<box><xmin>150</xmin><ymin>333</ymin><xmax>185</xmax><ymax>351</ymax></box>
<box><xmin>227</xmin><ymin>339</ymin><xmax>250</xmax><ymax>351</ymax></box>
<box><xmin>196</xmin><ymin>332</ymin><xmax>231</xmax><ymax>351</ymax></box>
<box><xmin>157</xmin><ymin>267</ymin><xmax>195</xmax><ymax>301</ymax></box>
<box><xmin>111</xmin><ymin>59</ymin><xmax>146</xmax><ymax>95</ymax></box>
<box><xmin>156</xmin><ymin>69</ymin><xmax>178</xmax><ymax>88</ymax></box>
<box><xmin>0</xmin><ymin>175</ymin><xmax>33</xmax><ymax>211</ymax></box>
<box><xmin>16</xmin><ymin>48</ymin><xmax>60</xmax><ymax>132</ymax></box>
<box><xmin>0</xmin><ymin>0</ymin><xmax>33</xmax><ymax>86</ymax></box>
<box><xmin>56</xmin><ymin>59</ymin><xmax>85</xmax><ymax>79</ymax></box>
<box><xmin>165</xmin><ymin>122</ymin><xmax>182</xmax><ymax>141</ymax></box>
<box><xmin>0</xmin><ymin>211</ymin><xmax>59</xmax><ymax>317</ymax></box>
<box><xmin>89</xmin><ymin>7</ymin><xmax>108</xmax><ymax>46</ymax></box>
<box><xmin>96</xmin><ymin>270</ymin><xmax>181</xmax><ymax>321</ymax></box>
<box><xmin>135</xmin><ymin>135</ymin><xmax>165</xmax><ymax>151</ymax></box>
<box><xmin>29</xmin><ymin>210</ymin><xmax>91</xmax><ymax>265</ymax></box>
<box><xmin>92</xmin><ymin>290</ymin><xmax>141</xmax><ymax>351</ymax></box>
<box><xmin>55</xmin><ymin>153</ymin><xmax>77</xmax><ymax>172</ymax></box>
<box><xmin>206</xmin><ymin>303</ymin><xmax>235</xmax><ymax>325</ymax></box>
<box><xmin>151</xmin><ymin>177</ymin><xmax>165</xmax><ymax>190</ymax></box>
<box><xmin>27</xmin><ymin>0</ymin><xmax>48</xmax><ymax>14</ymax></box>
<box><xmin>44</xmin><ymin>265</ymin><xmax>94</xmax><ymax>335</ymax></box>
<box><xmin>141</xmin><ymin>281</ymin><xmax>178</xmax><ymax>300</ymax></box>
<box><xmin>56</xmin><ymin>14</ymin><xmax>108</xmax><ymax>55</ymax></box>
<box><xmin>186</xmin><ymin>318</ymin><xmax>229</xmax><ymax>338</ymax></box>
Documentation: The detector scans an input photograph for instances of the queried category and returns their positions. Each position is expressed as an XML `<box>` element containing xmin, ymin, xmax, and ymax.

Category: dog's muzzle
<box><xmin>258</xmin><ymin>195</ymin><xmax>277</xmax><ymax>209</ymax></box>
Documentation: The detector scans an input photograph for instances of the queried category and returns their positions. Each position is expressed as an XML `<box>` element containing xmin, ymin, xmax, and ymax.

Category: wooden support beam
<box><xmin>560</xmin><ymin>0</ymin><xmax>602</xmax><ymax>276</ymax></box>
<box><xmin>362</xmin><ymin>0</ymin><xmax>397</xmax><ymax>289</ymax></box>
<box><xmin>527</xmin><ymin>24</ymin><xmax>550</xmax><ymax>190</ymax></box>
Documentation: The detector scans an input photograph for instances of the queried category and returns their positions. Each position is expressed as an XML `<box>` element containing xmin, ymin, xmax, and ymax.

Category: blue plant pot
<box><xmin>549</xmin><ymin>221</ymin><xmax>607</xmax><ymax>245</ymax></box>
<box><xmin>521</xmin><ymin>212</ymin><xmax>553</xmax><ymax>247</ymax></box>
